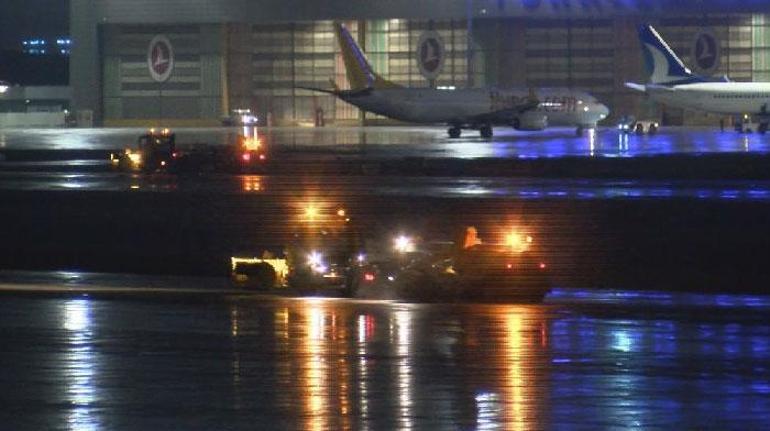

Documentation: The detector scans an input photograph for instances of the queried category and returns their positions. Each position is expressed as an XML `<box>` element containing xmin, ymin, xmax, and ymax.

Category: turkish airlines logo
<box><xmin>417</xmin><ymin>31</ymin><xmax>445</xmax><ymax>80</ymax></box>
<box><xmin>147</xmin><ymin>35</ymin><xmax>174</xmax><ymax>83</ymax></box>
<box><xmin>420</xmin><ymin>39</ymin><xmax>442</xmax><ymax>73</ymax></box>
<box><xmin>692</xmin><ymin>30</ymin><xmax>720</xmax><ymax>76</ymax></box>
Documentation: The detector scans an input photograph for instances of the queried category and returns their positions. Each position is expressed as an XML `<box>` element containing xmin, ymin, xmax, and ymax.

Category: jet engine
<box><xmin>512</xmin><ymin>112</ymin><xmax>548</xmax><ymax>131</ymax></box>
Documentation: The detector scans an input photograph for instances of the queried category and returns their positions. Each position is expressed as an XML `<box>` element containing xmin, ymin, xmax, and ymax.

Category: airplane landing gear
<box><xmin>576</xmin><ymin>126</ymin><xmax>584</xmax><ymax>136</ymax></box>
<box><xmin>448</xmin><ymin>126</ymin><xmax>462</xmax><ymax>139</ymax></box>
<box><xmin>479</xmin><ymin>125</ymin><xmax>493</xmax><ymax>139</ymax></box>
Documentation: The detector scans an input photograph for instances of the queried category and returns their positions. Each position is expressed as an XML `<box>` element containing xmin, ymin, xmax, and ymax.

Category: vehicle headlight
<box><xmin>312</xmin><ymin>264</ymin><xmax>328</xmax><ymax>274</ymax></box>
<box><xmin>307</xmin><ymin>251</ymin><xmax>326</xmax><ymax>273</ymax></box>
<box><xmin>505</xmin><ymin>231</ymin><xmax>532</xmax><ymax>253</ymax></box>
<box><xmin>394</xmin><ymin>235</ymin><xmax>415</xmax><ymax>253</ymax></box>
<box><xmin>127</xmin><ymin>151</ymin><xmax>142</xmax><ymax>166</ymax></box>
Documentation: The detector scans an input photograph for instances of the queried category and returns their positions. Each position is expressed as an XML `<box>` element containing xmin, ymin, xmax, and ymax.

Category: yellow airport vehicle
<box><xmin>229</xmin><ymin>203</ymin><xmax>359</xmax><ymax>295</ymax></box>
<box><xmin>230</xmin><ymin>256</ymin><xmax>289</xmax><ymax>289</ymax></box>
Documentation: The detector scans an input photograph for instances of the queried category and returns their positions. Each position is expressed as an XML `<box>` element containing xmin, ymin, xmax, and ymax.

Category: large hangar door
<box><xmin>250</xmin><ymin>22</ymin><xmax>338</xmax><ymax>126</ymax></box>
<box><xmin>102</xmin><ymin>24</ymin><xmax>225</xmax><ymax>126</ymax></box>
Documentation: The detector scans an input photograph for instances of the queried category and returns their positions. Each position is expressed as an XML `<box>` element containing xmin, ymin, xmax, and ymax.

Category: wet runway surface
<box><xmin>0</xmin><ymin>291</ymin><xmax>767</xmax><ymax>430</ymax></box>
<box><xmin>1</xmin><ymin>125</ymin><xmax>770</xmax><ymax>428</ymax></box>
<box><xmin>1</xmin><ymin>126</ymin><xmax>769</xmax><ymax>158</ymax></box>
<box><xmin>2</xmin><ymin>172</ymin><xmax>770</xmax><ymax>202</ymax></box>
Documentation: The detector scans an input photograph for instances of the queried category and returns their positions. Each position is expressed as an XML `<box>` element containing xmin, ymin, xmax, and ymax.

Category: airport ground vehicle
<box><xmin>221</xmin><ymin>109</ymin><xmax>258</xmax><ymax>126</ymax></box>
<box><xmin>230</xmin><ymin>252</ymin><xmax>353</xmax><ymax>295</ymax></box>
<box><xmin>230</xmin><ymin>255</ymin><xmax>288</xmax><ymax>290</ymax></box>
<box><xmin>618</xmin><ymin>116</ymin><xmax>659</xmax><ymax>135</ymax></box>
<box><xmin>229</xmin><ymin>205</ymin><xmax>359</xmax><ymax>295</ymax></box>
<box><xmin>110</xmin><ymin>128</ymin><xmax>177</xmax><ymax>172</ymax></box>
<box><xmin>110</xmin><ymin>128</ymin><xmax>268</xmax><ymax>174</ymax></box>
<box><xmin>733</xmin><ymin>114</ymin><xmax>764</xmax><ymax>134</ymax></box>
<box><xmin>352</xmin><ymin>227</ymin><xmax>551</xmax><ymax>303</ymax></box>
<box><xmin>230</xmin><ymin>219</ymin><xmax>549</xmax><ymax>302</ymax></box>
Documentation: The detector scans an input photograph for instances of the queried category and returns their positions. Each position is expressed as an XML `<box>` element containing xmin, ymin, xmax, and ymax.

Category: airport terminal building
<box><xmin>70</xmin><ymin>0</ymin><xmax>770</xmax><ymax>126</ymax></box>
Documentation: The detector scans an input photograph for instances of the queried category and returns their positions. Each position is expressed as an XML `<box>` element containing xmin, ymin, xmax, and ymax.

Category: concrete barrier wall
<box><xmin>0</xmin><ymin>112</ymin><xmax>66</xmax><ymax>128</ymax></box>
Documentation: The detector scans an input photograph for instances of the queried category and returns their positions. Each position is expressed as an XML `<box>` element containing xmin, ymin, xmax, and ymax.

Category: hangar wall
<box><xmin>101</xmin><ymin>25</ymin><xmax>226</xmax><ymax>125</ymax></box>
<box><xmin>71</xmin><ymin>0</ymin><xmax>770</xmax><ymax>127</ymax></box>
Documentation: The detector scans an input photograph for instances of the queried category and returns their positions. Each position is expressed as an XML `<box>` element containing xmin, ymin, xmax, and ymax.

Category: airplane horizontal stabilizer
<box><xmin>295</xmin><ymin>86</ymin><xmax>374</xmax><ymax>99</ymax></box>
<box><xmin>644</xmin><ymin>84</ymin><xmax>676</xmax><ymax>92</ymax></box>
<box><xmin>295</xmin><ymin>86</ymin><xmax>339</xmax><ymax>95</ymax></box>
<box><xmin>624</xmin><ymin>82</ymin><xmax>647</xmax><ymax>92</ymax></box>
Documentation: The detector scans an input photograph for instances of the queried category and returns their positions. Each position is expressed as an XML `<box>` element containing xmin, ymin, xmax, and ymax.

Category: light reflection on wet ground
<box><xmin>1</xmin><ymin>126</ymin><xmax>769</xmax><ymax>158</ymax></box>
<box><xmin>1</xmin><ymin>172</ymin><xmax>770</xmax><ymax>202</ymax></box>
<box><xmin>549</xmin><ymin>287</ymin><xmax>770</xmax><ymax>309</ymax></box>
<box><xmin>0</xmin><ymin>292</ymin><xmax>768</xmax><ymax>429</ymax></box>
<box><xmin>0</xmin><ymin>125</ymin><xmax>768</xmax><ymax>428</ymax></box>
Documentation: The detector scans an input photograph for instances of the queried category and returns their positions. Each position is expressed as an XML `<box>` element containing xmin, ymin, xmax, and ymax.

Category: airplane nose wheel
<box><xmin>448</xmin><ymin>126</ymin><xmax>462</xmax><ymax>139</ymax></box>
<box><xmin>479</xmin><ymin>125</ymin><xmax>493</xmax><ymax>139</ymax></box>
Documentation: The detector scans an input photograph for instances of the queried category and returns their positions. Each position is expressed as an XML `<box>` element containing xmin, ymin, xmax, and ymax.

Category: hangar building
<box><xmin>70</xmin><ymin>0</ymin><xmax>770</xmax><ymax>126</ymax></box>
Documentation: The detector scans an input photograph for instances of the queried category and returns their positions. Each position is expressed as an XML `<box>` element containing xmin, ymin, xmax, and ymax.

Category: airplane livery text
<box><xmin>489</xmin><ymin>91</ymin><xmax>578</xmax><ymax>113</ymax></box>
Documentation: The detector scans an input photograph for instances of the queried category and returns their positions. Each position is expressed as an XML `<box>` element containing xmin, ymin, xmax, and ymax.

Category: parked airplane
<box><xmin>300</xmin><ymin>24</ymin><xmax>609</xmax><ymax>138</ymax></box>
<box><xmin>626</xmin><ymin>24</ymin><xmax>770</xmax><ymax>133</ymax></box>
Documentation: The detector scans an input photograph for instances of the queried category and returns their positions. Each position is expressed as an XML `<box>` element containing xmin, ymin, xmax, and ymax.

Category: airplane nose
<box><xmin>597</xmin><ymin>103</ymin><xmax>610</xmax><ymax>118</ymax></box>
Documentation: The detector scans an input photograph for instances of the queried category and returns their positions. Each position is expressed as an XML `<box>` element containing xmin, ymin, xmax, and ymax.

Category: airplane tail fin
<box><xmin>334</xmin><ymin>23</ymin><xmax>401</xmax><ymax>91</ymax></box>
<box><xmin>638</xmin><ymin>24</ymin><xmax>704</xmax><ymax>86</ymax></box>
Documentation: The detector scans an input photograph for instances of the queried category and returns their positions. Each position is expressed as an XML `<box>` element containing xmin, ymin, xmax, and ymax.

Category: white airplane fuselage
<box><xmin>339</xmin><ymin>87</ymin><xmax>609</xmax><ymax>128</ymax></box>
<box><xmin>647</xmin><ymin>82</ymin><xmax>770</xmax><ymax>115</ymax></box>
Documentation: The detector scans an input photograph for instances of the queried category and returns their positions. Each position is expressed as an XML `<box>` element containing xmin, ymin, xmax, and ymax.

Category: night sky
<box><xmin>0</xmin><ymin>0</ymin><xmax>68</xmax><ymax>50</ymax></box>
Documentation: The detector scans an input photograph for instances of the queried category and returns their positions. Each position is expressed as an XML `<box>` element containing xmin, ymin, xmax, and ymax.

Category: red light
<box><xmin>539</xmin><ymin>262</ymin><xmax>547</xmax><ymax>269</ymax></box>
<box><xmin>259</xmin><ymin>154</ymin><xmax>266</xmax><ymax>160</ymax></box>
<box><xmin>364</xmin><ymin>273</ymin><xmax>375</xmax><ymax>282</ymax></box>
<box><xmin>172</xmin><ymin>152</ymin><xmax>178</xmax><ymax>158</ymax></box>
<box><xmin>241</xmin><ymin>153</ymin><xmax>251</xmax><ymax>162</ymax></box>
<box><xmin>506</xmin><ymin>263</ymin><xmax>513</xmax><ymax>269</ymax></box>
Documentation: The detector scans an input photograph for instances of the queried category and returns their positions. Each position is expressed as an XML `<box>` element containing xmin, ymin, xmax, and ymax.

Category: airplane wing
<box><xmin>625</xmin><ymin>82</ymin><xmax>678</xmax><ymax>93</ymax></box>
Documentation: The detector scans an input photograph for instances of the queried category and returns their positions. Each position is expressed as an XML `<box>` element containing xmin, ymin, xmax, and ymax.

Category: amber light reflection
<box><xmin>297</xmin><ymin>300</ymin><xmax>353</xmax><ymax>431</ymax></box>
<box><xmin>393</xmin><ymin>309</ymin><xmax>413</xmax><ymax>430</ymax></box>
<box><xmin>241</xmin><ymin>175</ymin><xmax>262</xmax><ymax>192</ymax></box>
<box><xmin>477</xmin><ymin>306</ymin><xmax>549</xmax><ymax>430</ymax></box>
